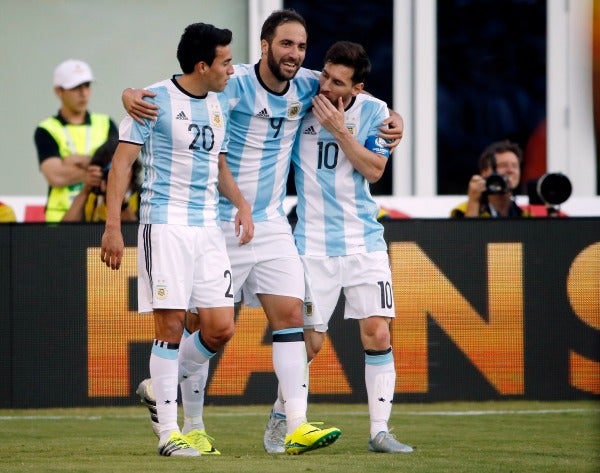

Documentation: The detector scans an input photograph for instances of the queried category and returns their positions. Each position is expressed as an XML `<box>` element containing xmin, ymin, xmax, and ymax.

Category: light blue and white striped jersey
<box><xmin>119</xmin><ymin>76</ymin><xmax>229</xmax><ymax>226</ymax></box>
<box><xmin>218</xmin><ymin>63</ymin><xmax>320</xmax><ymax>222</ymax></box>
<box><xmin>292</xmin><ymin>93</ymin><xmax>390</xmax><ymax>256</ymax></box>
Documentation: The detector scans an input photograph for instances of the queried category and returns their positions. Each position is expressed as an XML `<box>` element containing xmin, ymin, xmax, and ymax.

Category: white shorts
<box><xmin>137</xmin><ymin>224</ymin><xmax>234</xmax><ymax>313</ymax></box>
<box><xmin>221</xmin><ymin>216</ymin><xmax>305</xmax><ymax>308</ymax></box>
<box><xmin>302</xmin><ymin>251</ymin><xmax>395</xmax><ymax>332</ymax></box>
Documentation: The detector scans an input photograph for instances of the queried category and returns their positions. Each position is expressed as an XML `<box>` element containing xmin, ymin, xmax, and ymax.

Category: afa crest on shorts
<box><xmin>154</xmin><ymin>284</ymin><xmax>168</xmax><ymax>300</ymax></box>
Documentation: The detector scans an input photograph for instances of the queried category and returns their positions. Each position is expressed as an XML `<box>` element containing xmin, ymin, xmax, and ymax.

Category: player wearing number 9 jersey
<box><xmin>218</xmin><ymin>63</ymin><xmax>319</xmax><ymax>223</ymax></box>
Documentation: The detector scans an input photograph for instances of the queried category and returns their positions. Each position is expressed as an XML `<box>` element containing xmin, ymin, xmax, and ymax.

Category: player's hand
<box><xmin>122</xmin><ymin>88</ymin><xmax>158</xmax><ymax>124</ymax></box>
<box><xmin>234</xmin><ymin>203</ymin><xmax>254</xmax><ymax>245</ymax></box>
<box><xmin>312</xmin><ymin>94</ymin><xmax>345</xmax><ymax>134</ymax></box>
<box><xmin>100</xmin><ymin>227</ymin><xmax>125</xmax><ymax>270</ymax></box>
<box><xmin>378</xmin><ymin>110</ymin><xmax>404</xmax><ymax>152</ymax></box>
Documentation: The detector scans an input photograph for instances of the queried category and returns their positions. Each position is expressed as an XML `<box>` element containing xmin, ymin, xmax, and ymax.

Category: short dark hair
<box><xmin>260</xmin><ymin>9</ymin><xmax>307</xmax><ymax>43</ymax></box>
<box><xmin>478</xmin><ymin>140</ymin><xmax>523</xmax><ymax>172</ymax></box>
<box><xmin>324</xmin><ymin>41</ymin><xmax>371</xmax><ymax>84</ymax></box>
<box><xmin>177</xmin><ymin>23</ymin><xmax>232</xmax><ymax>73</ymax></box>
<box><xmin>91</xmin><ymin>137</ymin><xmax>141</xmax><ymax>190</ymax></box>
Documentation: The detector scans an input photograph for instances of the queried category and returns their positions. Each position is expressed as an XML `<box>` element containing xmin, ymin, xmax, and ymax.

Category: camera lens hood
<box><xmin>536</xmin><ymin>173</ymin><xmax>572</xmax><ymax>206</ymax></box>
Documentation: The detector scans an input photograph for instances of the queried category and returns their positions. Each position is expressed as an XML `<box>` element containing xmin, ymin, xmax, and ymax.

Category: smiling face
<box><xmin>481</xmin><ymin>151</ymin><xmax>521</xmax><ymax>191</ymax></box>
<box><xmin>262</xmin><ymin>21</ymin><xmax>307</xmax><ymax>84</ymax></box>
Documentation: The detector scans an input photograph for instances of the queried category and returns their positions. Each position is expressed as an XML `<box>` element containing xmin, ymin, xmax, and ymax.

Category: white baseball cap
<box><xmin>53</xmin><ymin>59</ymin><xmax>94</xmax><ymax>89</ymax></box>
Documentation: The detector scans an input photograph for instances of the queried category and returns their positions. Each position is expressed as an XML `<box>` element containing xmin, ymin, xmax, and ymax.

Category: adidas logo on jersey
<box><xmin>256</xmin><ymin>108</ymin><xmax>270</xmax><ymax>118</ymax></box>
<box><xmin>176</xmin><ymin>111</ymin><xmax>188</xmax><ymax>120</ymax></box>
<box><xmin>303</xmin><ymin>126</ymin><xmax>317</xmax><ymax>135</ymax></box>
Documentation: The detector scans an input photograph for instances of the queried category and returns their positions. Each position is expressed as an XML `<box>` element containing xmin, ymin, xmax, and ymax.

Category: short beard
<box><xmin>267</xmin><ymin>48</ymin><xmax>298</xmax><ymax>82</ymax></box>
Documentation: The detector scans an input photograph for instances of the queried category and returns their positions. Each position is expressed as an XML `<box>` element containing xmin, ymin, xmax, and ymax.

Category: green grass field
<box><xmin>1</xmin><ymin>401</ymin><xmax>598</xmax><ymax>473</ymax></box>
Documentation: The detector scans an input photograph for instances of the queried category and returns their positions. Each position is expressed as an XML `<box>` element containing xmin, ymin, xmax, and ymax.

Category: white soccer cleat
<box><xmin>135</xmin><ymin>378</ymin><xmax>161</xmax><ymax>438</ymax></box>
<box><xmin>368</xmin><ymin>431</ymin><xmax>413</xmax><ymax>453</ymax></box>
<box><xmin>263</xmin><ymin>409</ymin><xmax>287</xmax><ymax>454</ymax></box>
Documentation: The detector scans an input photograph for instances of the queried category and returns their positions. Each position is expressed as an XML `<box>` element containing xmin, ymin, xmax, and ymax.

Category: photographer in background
<box><xmin>62</xmin><ymin>137</ymin><xmax>140</xmax><ymax>222</ymax></box>
<box><xmin>450</xmin><ymin>140</ymin><xmax>531</xmax><ymax>218</ymax></box>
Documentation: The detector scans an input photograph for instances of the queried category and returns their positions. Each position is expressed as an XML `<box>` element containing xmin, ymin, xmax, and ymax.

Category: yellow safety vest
<box><xmin>38</xmin><ymin>113</ymin><xmax>111</xmax><ymax>222</ymax></box>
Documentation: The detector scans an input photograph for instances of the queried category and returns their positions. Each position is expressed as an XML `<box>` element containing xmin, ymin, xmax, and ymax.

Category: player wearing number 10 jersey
<box><xmin>290</xmin><ymin>41</ymin><xmax>414</xmax><ymax>454</ymax></box>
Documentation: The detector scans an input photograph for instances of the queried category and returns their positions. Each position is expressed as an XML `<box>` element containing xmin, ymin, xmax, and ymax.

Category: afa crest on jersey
<box><xmin>345</xmin><ymin>123</ymin><xmax>357</xmax><ymax>136</ymax></box>
<box><xmin>211</xmin><ymin>111</ymin><xmax>224</xmax><ymax>128</ymax></box>
<box><xmin>287</xmin><ymin>101</ymin><xmax>302</xmax><ymax>119</ymax></box>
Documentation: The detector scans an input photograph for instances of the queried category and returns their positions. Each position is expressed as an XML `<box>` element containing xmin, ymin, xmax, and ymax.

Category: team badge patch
<box><xmin>155</xmin><ymin>284</ymin><xmax>168</xmax><ymax>300</ymax></box>
<box><xmin>287</xmin><ymin>101</ymin><xmax>301</xmax><ymax>119</ymax></box>
<box><xmin>211</xmin><ymin>111</ymin><xmax>223</xmax><ymax>128</ymax></box>
<box><xmin>346</xmin><ymin>123</ymin><xmax>357</xmax><ymax>136</ymax></box>
<box><xmin>304</xmin><ymin>301</ymin><xmax>313</xmax><ymax>317</ymax></box>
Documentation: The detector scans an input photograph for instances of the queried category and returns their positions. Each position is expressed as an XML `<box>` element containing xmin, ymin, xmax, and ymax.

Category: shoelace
<box><xmin>170</xmin><ymin>436</ymin><xmax>193</xmax><ymax>448</ymax></box>
<box><xmin>268</xmin><ymin>418</ymin><xmax>286</xmax><ymax>442</ymax></box>
<box><xmin>187</xmin><ymin>430</ymin><xmax>215</xmax><ymax>449</ymax></box>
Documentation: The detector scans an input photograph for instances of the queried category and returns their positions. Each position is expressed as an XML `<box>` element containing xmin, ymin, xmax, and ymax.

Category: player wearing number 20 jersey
<box><xmin>292</xmin><ymin>93</ymin><xmax>390</xmax><ymax>257</ymax></box>
<box><xmin>120</xmin><ymin>76</ymin><xmax>229</xmax><ymax>226</ymax></box>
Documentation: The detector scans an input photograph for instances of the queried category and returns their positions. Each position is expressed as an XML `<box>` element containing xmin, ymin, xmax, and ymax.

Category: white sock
<box><xmin>272</xmin><ymin>329</ymin><xmax>308</xmax><ymax>433</ymax></box>
<box><xmin>273</xmin><ymin>384</ymin><xmax>285</xmax><ymax>416</ymax></box>
<box><xmin>181</xmin><ymin>361</ymin><xmax>209</xmax><ymax>433</ymax></box>
<box><xmin>150</xmin><ymin>339</ymin><xmax>181</xmax><ymax>443</ymax></box>
<box><xmin>178</xmin><ymin>331</ymin><xmax>214</xmax><ymax>434</ymax></box>
<box><xmin>365</xmin><ymin>348</ymin><xmax>395</xmax><ymax>440</ymax></box>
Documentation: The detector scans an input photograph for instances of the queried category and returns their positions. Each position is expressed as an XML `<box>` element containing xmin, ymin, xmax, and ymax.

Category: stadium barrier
<box><xmin>1</xmin><ymin>219</ymin><xmax>598</xmax><ymax>408</ymax></box>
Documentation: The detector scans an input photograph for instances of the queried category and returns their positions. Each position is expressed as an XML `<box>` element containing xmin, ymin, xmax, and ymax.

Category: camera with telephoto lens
<box><xmin>527</xmin><ymin>172</ymin><xmax>572</xmax><ymax>207</ymax></box>
<box><xmin>485</xmin><ymin>172</ymin><xmax>510</xmax><ymax>195</ymax></box>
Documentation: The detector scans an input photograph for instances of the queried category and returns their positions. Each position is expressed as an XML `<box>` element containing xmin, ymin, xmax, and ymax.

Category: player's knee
<box><xmin>217</xmin><ymin>323</ymin><xmax>235</xmax><ymax>345</ymax></box>
<box><xmin>288</xmin><ymin>304</ymin><xmax>304</xmax><ymax>327</ymax></box>
<box><xmin>361</xmin><ymin>318</ymin><xmax>391</xmax><ymax>350</ymax></box>
<box><xmin>204</xmin><ymin>323</ymin><xmax>235</xmax><ymax>350</ymax></box>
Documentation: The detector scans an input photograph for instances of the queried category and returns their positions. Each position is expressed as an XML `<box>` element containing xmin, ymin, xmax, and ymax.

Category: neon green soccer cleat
<box><xmin>184</xmin><ymin>429</ymin><xmax>221</xmax><ymax>455</ymax></box>
<box><xmin>284</xmin><ymin>422</ymin><xmax>341</xmax><ymax>455</ymax></box>
<box><xmin>157</xmin><ymin>431</ymin><xmax>200</xmax><ymax>457</ymax></box>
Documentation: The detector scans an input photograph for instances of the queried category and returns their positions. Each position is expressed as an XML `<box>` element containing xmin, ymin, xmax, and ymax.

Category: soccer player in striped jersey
<box><xmin>291</xmin><ymin>41</ymin><xmax>414</xmax><ymax>454</ymax></box>
<box><xmin>122</xmin><ymin>9</ymin><xmax>404</xmax><ymax>455</ymax></box>
<box><xmin>101</xmin><ymin>23</ymin><xmax>252</xmax><ymax>457</ymax></box>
